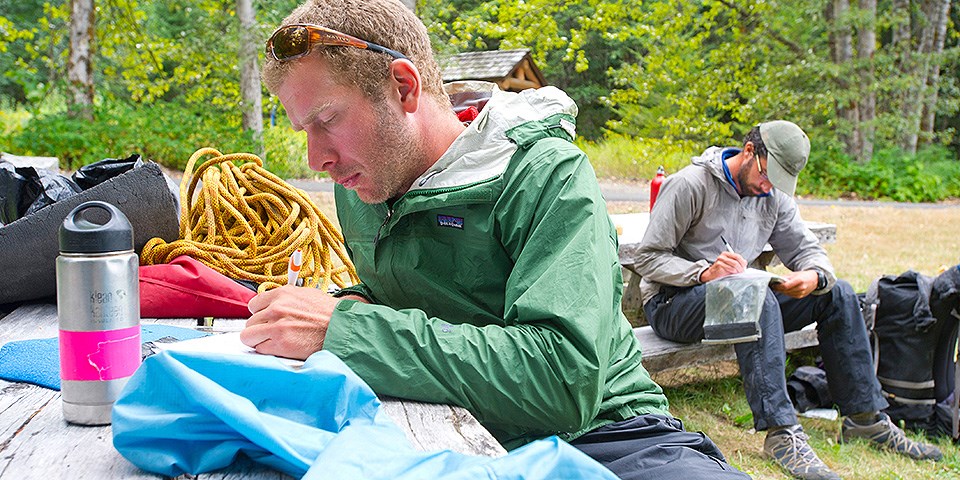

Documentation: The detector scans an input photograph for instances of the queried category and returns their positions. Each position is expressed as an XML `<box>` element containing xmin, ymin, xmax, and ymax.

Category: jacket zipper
<box><xmin>371</xmin><ymin>175</ymin><xmax>499</xmax><ymax>245</ymax></box>
<box><xmin>374</xmin><ymin>206</ymin><xmax>393</xmax><ymax>245</ymax></box>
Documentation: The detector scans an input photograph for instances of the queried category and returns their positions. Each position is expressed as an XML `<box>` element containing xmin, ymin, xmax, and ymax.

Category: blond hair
<box><xmin>262</xmin><ymin>0</ymin><xmax>446</xmax><ymax>105</ymax></box>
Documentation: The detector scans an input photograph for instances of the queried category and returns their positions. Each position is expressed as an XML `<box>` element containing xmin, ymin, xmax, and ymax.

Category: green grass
<box><xmin>660</xmin><ymin>368</ymin><xmax>960</xmax><ymax>479</ymax></box>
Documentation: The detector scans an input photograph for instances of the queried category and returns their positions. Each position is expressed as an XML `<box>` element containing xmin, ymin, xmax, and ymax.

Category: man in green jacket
<box><xmin>243</xmin><ymin>1</ymin><xmax>748</xmax><ymax>477</ymax></box>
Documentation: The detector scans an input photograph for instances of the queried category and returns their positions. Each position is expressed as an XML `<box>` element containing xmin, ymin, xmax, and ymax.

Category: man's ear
<box><xmin>743</xmin><ymin>141</ymin><xmax>755</xmax><ymax>156</ymax></box>
<box><xmin>389</xmin><ymin>59</ymin><xmax>421</xmax><ymax>114</ymax></box>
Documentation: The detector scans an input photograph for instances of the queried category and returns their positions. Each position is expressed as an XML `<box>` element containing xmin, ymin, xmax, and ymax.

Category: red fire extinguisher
<box><xmin>649</xmin><ymin>166</ymin><xmax>665</xmax><ymax>212</ymax></box>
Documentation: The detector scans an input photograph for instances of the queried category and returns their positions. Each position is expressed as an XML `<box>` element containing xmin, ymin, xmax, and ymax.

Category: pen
<box><xmin>287</xmin><ymin>249</ymin><xmax>303</xmax><ymax>286</ymax></box>
<box><xmin>720</xmin><ymin>235</ymin><xmax>735</xmax><ymax>253</ymax></box>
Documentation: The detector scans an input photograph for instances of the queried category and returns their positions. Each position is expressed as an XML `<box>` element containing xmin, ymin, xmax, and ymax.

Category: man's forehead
<box><xmin>277</xmin><ymin>57</ymin><xmax>339</xmax><ymax>127</ymax></box>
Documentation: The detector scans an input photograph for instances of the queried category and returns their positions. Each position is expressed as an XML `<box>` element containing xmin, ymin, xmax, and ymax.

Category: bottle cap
<box><xmin>59</xmin><ymin>201</ymin><xmax>135</xmax><ymax>254</ymax></box>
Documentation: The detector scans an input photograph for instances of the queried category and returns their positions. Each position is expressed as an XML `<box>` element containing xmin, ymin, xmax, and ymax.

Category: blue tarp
<box><xmin>112</xmin><ymin>349</ymin><xmax>618</xmax><ymax>479</ymax></box>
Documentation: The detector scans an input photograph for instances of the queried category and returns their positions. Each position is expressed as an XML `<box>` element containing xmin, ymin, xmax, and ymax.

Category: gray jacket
<box><xmin>634</xmin><ymin>146</ymin><xmax>836</xmax><ymax>305</ymax></box>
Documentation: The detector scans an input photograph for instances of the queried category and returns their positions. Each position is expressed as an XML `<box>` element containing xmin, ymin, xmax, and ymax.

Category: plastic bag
<box><xmin>704</xmin><ymin>269</ymin><xmax>779</xmax><ymax>344</ymax></box>
<box><xmin>72</xmin><ymin>153</ymin><xmax>144</xmax><ymax>190</ymax></box>
<box><xmin>0</xmin><ymin>161</ymin><xmax>40</xmax><ymax>225</ymax></box>
<box><xmin>0</xmin><ymin>161</ymin><xmax>81</xmax><ymax>225</ymax></box>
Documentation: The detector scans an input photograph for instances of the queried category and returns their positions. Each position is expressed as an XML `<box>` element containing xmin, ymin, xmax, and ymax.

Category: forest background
<box><xmin>1</xmin><ymin>0</ymin><xmax>959</xmax><ymax>203</ymax></box>
<box><xmin>2</xmin><ymin>2</ymin><xmax>960</xmax><ymax>478</ymax></box>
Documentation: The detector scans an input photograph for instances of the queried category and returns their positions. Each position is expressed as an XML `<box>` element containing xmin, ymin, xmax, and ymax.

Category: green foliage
<box><xmin>421</xmin><ymin>0</ymin><xmax>645</xmax><ymax>139</ymax></box>
<box><xmin>578</xmin><ymin>134</ymin><xmax>696</xmax><ymax>180</ymax></box>
<box><xmin>0</xmin><ymin>99</ymin><xmax>316</xmax><ymax>178</ymax></box>
<box><xmin>800</xmin><ymin>145</ymin><xmax>960</xmax><ymax>202</ymax></box>
<box><xmin>606</xmin><ymin>0</ymin><xmax>839</xmax><ymax>145</ymax></box>
<box><xmin>1</xmin><ymin>100</ymin><xmax>261</xmax><ymax>170</ymax></box>
<box><xmin>262</xmin><ymin>125</ymin><xmax>316</xmax><ymax>179</ymax></box>
<box><xmin>1</xmin><ymin>0</ymin><xmax>958</xmax><ymax>200</ymax></box>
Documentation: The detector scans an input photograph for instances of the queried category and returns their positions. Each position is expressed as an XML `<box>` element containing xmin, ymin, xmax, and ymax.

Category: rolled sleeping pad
<box><xmin>0</xmin><ymin>162</ymin><xmax>179</xmax><ymax>305</ymax></box>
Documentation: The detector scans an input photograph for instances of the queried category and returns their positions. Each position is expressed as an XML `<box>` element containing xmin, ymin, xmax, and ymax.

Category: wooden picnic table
<box><xmin>0</xmin><ymin>302</ymin><xmax>505</xmax><ymax>479</ymax></box>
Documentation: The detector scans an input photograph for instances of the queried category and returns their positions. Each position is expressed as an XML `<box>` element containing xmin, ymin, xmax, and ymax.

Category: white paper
<box><xmin>723</xmin><ymin>268</ymin><xmax>786</xmax><ymax>284</ymax></box>
<box><xmin>157</xmin><ymin>332</ymin><xmax>304</xmax><ymax>367</ymax></box>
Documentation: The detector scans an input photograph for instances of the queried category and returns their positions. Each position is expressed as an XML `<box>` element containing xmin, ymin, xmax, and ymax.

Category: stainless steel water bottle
<box><xmin>57</xmin><ymin>200</ymin><xmax>140</xmax><ymax>425</ymax></box>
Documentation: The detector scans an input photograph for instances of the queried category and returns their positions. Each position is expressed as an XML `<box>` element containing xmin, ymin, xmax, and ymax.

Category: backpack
<box><xmin>787</xmin><ymin>365</ymin><xmax>833</xmax><ymax>413</ymax></box>
<box><xmin>861</xmin><ymin>266</ymin><xmax>960</xmax><ymax>440</ymax></box>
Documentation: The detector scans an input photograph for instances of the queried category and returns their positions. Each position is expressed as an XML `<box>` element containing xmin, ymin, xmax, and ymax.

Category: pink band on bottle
<box><xmin>59</xmin><ymin>325</ymin><xmax>141</xmax><ymax>381</ymax></box>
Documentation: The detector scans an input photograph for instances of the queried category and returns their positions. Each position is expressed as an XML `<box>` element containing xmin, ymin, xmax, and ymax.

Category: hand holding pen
<box><xmin>699</xmin><ymin>235</ymin><xmax>747</xmax><ymax>283</ymax></box>
<box><xmin>287</xmin><ymin>249</ymin><xmax>303</xmax><ymax>286</ymax></box>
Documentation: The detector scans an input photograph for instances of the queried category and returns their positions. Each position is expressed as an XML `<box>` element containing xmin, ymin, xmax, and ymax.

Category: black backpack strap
<box><xmin>954</xmin><ymin>335</ymin><xmax>960</xmax><ymax>439</ymax></box>
<box><xmin>863</xmin><ymin>277</ymin><xmax>882</xmax><ymax>375</ymax></box>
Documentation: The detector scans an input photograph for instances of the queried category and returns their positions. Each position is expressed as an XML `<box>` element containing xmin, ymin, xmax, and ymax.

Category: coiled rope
<box><xmin>140</xmin><ymin>148</ymin><xmax>359</xmax><ymax>292</ymax></box>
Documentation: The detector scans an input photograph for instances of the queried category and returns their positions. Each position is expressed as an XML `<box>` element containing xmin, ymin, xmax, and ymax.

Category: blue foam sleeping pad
<box><xmin>0</xmin><ymin>324</ymin><xmax>209</xmax><ymax>390</ymax></box>
<box><xmin>112</xmin><ymin>349</ymin><xmax>618</xmax><ymax>479</ymax></box>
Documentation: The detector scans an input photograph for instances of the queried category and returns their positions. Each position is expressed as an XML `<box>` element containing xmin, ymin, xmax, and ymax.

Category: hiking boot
<box><xmin>763</xmin><ymin>425</ymin><xmax>841</xmax><ymax>480</ymax></box>
<box><xmin>841</xmin><ymin>413</ymin><xmax>943</xmax><ymax>461</ymax></box>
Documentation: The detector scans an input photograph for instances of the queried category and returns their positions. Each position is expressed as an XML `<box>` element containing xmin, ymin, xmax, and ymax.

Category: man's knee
<box><xmin>818</xmin><ymin>278</ymin><xmax>868</xmax><ymax>334</ymax></box>
<box><xmin>832</xmin><ymin>278</ymin><xmax>857</xmax><ymax>301</ymax></box>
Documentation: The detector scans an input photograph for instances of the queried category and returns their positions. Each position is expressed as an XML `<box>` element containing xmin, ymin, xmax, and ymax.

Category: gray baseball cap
<box><xmin>759</xmin><ymin>120</ymin><xmax>810</xmax><ymax>197</ymax></box>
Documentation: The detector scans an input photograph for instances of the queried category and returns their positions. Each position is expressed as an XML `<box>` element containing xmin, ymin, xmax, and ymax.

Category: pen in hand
<box><xmin>287</xmin><ymin>249</ymin><xmax>303</xmax><ymax>286</ymax></box>
<box><xmin>720</xmin><ymin>235</ymin><xmax>735</xmax><ymax>253</ymax></box>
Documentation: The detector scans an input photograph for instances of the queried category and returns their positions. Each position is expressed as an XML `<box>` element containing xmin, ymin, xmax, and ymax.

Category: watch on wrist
<box><xmin>815</xmin><ymin>270</ymin><xmax>827</xmax><ymax>290</ymax></box>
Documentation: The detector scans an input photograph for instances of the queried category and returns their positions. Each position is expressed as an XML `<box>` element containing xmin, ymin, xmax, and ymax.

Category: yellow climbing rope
<box><xmin>140</xmin><ymin>147</ymin><xmax>359</xmax><ymax>293</ymax></box>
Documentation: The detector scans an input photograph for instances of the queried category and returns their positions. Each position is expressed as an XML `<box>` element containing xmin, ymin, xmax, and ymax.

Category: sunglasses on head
<box><xmin>266</xmin><ymin>24</ymin><xmax>407</xmax><ymax>62</ymax></box>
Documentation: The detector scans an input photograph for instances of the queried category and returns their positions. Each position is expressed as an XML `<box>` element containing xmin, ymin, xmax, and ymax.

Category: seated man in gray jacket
<box><xmin>634</xmin><ymin>121</ymin><xmax>942</xmax><ymax>480</ymax></box>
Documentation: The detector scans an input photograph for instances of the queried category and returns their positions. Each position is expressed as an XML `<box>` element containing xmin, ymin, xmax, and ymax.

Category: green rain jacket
<box><xmin>324</xmin><ymin>82</ymin><xmax>669</xmax><ymax>449</ymax></box>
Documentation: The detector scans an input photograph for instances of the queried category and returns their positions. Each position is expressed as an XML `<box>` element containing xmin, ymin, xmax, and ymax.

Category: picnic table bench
<box><xmin>0</xmin><ymin>302</ymin><xmax>505</xmax><ymax>479</ymax></box>
<box><xmin>612</xmin><ymin>212</ymin><xmax>838</xmax><ymax>373</ymax></box>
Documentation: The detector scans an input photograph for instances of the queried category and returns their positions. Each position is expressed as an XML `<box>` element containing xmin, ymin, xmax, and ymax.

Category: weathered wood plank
<box><xmin>635</xmin><ymin>325</ymin><xmax>819</xmax><ymax>373</ymax></box>
<box><xmin>0</xmin><ymin>302</ymin><xmax>59</xmax><ymax>343</ymax></box>
<box><xmin>380</xmin><ymin>397</ymin><xmax>507</xmax><ymax>457</ymax></box>
<box><xmin>0</xmin><ymin>303</ymin><xmax>505</xmax><ymax>479</ymax></box>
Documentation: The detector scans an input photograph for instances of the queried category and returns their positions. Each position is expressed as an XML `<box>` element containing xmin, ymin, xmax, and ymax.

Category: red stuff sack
<box><xmin>140</xmin><ymin>255</ymin><xmax>255</xmax><ymax>318</ymax></box>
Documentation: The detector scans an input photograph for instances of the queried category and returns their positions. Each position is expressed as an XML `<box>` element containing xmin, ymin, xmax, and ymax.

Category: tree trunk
<box><xmin>67</xmin><ymin>0</ymin><xmax>95</xmax><ymax>121</ymax></box>
<box><xmin>238</xmin><ymin>0</ymin><xmax>263</xmax><ymax>151</ymax></box>
<box><xmin>899</xmin><ymin>0</ymin><xmax>939</xmax><ymax>154</ymax></box>
<box><xmin>891</xmin><ymin>0</ymin><xmax>911</xmax><ymax>49</ymax></box>
<box><xmin>891</xmin><ymin>0</ymin><xmax>915</xmax><ymax>152</ymax></box>
<box><xmin>856</xmin><ymin>0</ymin><xmax>876</xmax><ymax>163</ymax></box>
<box><xmin>919</xmin><ymin>0</ymin><xmax>950</xmax><ymax>141</ymax></box>
<box><xmin>829</xmin><ymin>0</ymin><xmax>860</xmax><ymax>158</ymax></box>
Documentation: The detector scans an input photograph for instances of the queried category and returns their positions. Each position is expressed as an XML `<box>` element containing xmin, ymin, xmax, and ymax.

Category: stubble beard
<box><xmin>736</xmin><ymin>167</ymin><xmax>761</xmax><ymax>197</ymax></box>
<box><xmin>356</xmin><ymin>112</ymin><xmax>427</xmax><ymax>204</ymax></box>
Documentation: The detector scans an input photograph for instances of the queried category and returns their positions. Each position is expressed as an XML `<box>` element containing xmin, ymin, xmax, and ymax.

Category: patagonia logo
<box><xmin>437</xmin><ymin>214</ymin><xmax>464</xmax><ymax>229</ymax></box>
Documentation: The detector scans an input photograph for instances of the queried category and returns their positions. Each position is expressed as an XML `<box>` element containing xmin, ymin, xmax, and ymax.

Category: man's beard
<box><xmin>736</xmin><ymin>166</ymin><xmax>760</xmax><ymax>197</ymax></box>
<box><xmin>357</xmin><ymin>103</ymin><xmax>428</xmax><ymax>204</ymax></box>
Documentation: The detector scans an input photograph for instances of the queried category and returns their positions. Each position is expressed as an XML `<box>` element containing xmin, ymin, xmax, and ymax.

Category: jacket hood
<box><xmin>692</xmin><ymin>146</ymin><xmax>733</xmax><ymax>179</ymax></box>
<box><xmin>692</xmin><ymin>146</ymin><xmax>741</xmax><ymax>197</ymax></box>
<box><xmin>409</xmin><ymin>81</ymin><xmax>578</xmax><ymax>192</ymax></box>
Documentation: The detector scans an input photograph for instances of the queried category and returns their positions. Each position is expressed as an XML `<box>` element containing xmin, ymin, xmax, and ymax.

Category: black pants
<box><xmin>570</xmin><ymin>414</ymin><xmax>749</xmax><ymax>479</ymax></box>
<box><xmin>645</xmin><ymin>280</ymin><xmax>887</xmax><ymax>431</ymax></box>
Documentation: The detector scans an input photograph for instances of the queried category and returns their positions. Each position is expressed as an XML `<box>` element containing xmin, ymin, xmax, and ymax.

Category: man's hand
<box><xmin>772</xmin><ymin>270</ymin><xmax>819</xmax><ymax>299</ymax></box>
<box><xmin>699</xmin><ymin>251</ymin><xmax>747</xmax><ymax>283</ymax></box>
<box><xmin>241</xmin><ymin>287</ymin><xmax>367</xmax><ymax>360</ymax></box>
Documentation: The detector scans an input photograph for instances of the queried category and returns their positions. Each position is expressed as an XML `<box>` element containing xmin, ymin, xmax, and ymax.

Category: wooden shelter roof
<box><xmin>439</xmin><ymin>49</ymin><xmax>546</xmax><ymax>92</ymax></box>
